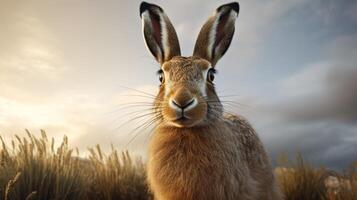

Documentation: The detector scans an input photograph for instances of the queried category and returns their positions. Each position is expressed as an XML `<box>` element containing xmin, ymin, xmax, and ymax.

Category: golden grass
<box><xmin>0</xmin><ymin>130</ymin><xmax>151</xmax><ymax>200</ymax></box>
<box><xmin>0</xmin><ymin>131</ymin><xmax>356</xmax><ymax>200</ymax></box>
<box><xmin>276</xmin><ymin>154</ymin><xmax>357</xmax><ymax>200</ymax></box>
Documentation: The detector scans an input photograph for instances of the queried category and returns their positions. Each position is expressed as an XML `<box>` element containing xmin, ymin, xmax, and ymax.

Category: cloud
<box><xmin>0</xmin><ymin>7</ymin><xmax>66</xmax><ymax>112</ymax></box>
<box><xmin>239</xmin><ymin>33</ymin><xmax>357</xmax><ymax>170</ymax></box>
<box><xmin>276</xmin><ymin>64</ymin><xmax>357</xmax><ymax>124</ymax></box>
<box><xmin>0</xmin><ymin>13</ymin><xmax>65</xmax><ymax>79</ymax></box>
<box><xmin>274</xmin><ymin>33</ymin><xmax>357</xmax><ymax>124</ymax></box>
<box><xmin>345</xmin><ymin>1</ymin><xmax>357</xmax><ymax>21</ymax></box>
<box><xmin>266</xmin><ymin>121</ymin><xmax>357</xmax><ymax>169</ymax></box>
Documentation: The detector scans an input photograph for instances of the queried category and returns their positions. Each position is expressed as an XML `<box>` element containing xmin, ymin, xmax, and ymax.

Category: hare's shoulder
<box><xmin>223</xmin><ymin>114</ymin><xmax>260</xmax><ymax>145</ymax></box>
<box><xmin>223</xmin><ymin>114</ymin><xmax>268</xmax><ymax>165</ymax></box>
<box><xmin>223</xmin><ymin>114</ymin><xmax>282</xmax><ymax>200</ymax></box>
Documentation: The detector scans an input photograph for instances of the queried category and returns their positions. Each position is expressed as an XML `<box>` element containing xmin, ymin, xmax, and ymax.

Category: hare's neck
<box><xmin>154</xmin><ymin>124</ymin><xmax>222</xmax><ymax>141</ymax></box>
<box><xmin>150</xmin><ymin>123</ymin><xmax>233</xmax><ymax>158</ymax></box>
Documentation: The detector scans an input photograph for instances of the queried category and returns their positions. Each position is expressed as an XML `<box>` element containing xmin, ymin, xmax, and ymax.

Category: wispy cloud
<box><xmin>0</xmin><ymin>13</ymin><xmax>65</xmax><ymax>79</ymax></box>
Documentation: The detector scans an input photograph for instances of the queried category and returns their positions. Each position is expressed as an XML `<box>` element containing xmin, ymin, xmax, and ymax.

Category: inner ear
<box><xmin>213</xmin><ymin>10</ymin><xmax>234</xmax><ymax>58</ymax></box>
<box><xmin>146</xmin><ymin>10</ymin><xmax>164</xmax><ymax>59</ymax></box>
<box><xmin>193</xmin><ymin>2</ymin><xmax>239</xmax><ymax>67</ymax></box>
<box><xmin>140</xmin><ymin>2</ymin><xmax>181</xmax><ymax>65</ymax></box>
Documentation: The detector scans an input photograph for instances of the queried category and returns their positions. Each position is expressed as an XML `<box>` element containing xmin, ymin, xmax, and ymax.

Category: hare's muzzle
<box><xmin>165</xmin><ymin>87</ymin><xmax>207</xmax><ymax>127</ymax></box>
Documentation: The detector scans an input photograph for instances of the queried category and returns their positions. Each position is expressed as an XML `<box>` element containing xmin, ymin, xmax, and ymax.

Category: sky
<box><xmin>0</xmin><ymin>0</ymin><xmax>356</xmax><ymax>170</ymax></box>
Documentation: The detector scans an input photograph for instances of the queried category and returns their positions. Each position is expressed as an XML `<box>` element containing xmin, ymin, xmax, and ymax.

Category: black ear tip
<box><xmin>230</xmin><ymin>2</ymin><xmax>240</xmax><ymax>13</ymax></box>
<box><xmin>140</xmin><ymin>2</ymin><xmax>151</xmax><ymax>17</ymax></box>
<box><xmin>217</xmin><ymin>2</ymin><xmax>240</xmax><ymax>13</ymax></box>
<box><xmin>140</xmin><ymin>1</ymin><xmax>164</xmax><ymax>17</ymax></box>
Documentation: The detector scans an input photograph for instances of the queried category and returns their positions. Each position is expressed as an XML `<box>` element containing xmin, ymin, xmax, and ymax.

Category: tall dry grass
<box><xmin>0</xmin><ymin>130</ymin><xmax>151</xmax><ymax>200</ymax></box>
<box><xmin>0</xmin><ymin>131</ymin><xmax>356</xmax><ymax>200</ymax></box>
<box><xmin>276</xmin><ymin>153</ymin><xmax>357</xmax><ymax>200</ymax></box>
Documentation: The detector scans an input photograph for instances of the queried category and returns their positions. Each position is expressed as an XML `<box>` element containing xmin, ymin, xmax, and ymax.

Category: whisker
<box><xmin>144</xmin><ymin>119</ymin><xmax>163</xmax><ymax>144</ymax></box>
<box><xmin>108</xmin><ymin>101</ymin><xmax>166</xmax><ymax>113</ymax></box>
<box><xmin>109</xmin><ymin>108</ymin><xmax>160</xmax><ymax>125</ymax></box>
<box><xmin>221</xmin><ymin>101</ymin><xmax>247</xmax><ymax>107</ymax></box>
<box><xmin>203</xmin><ymin>95</ymin><xmax>248</xmax><ymax>109</ymax></box>
<box><xmin>217</xmin><ymin>94</ymin><xmax>242</xmax><ymax>98</ymax></box>
<box><xmin>124</xmin><ymin>114</ymin><xmax>162</xmax><ymax>148</ymax></box>
<box><xmin>207</xmin><ymin>102</ymin><xmax>246</xmax><ymax>110</ymax></box>
<box><xmin>113</xmin><ymin>111</ymin><xmax>162</xmax><ymax>131</ymax></box>
<box><xmin>113</xmin><ymin>101</ymin><xmax>155</xmax><ymax>107</ymax></box>
<box><xmin>118</xmin><ymin>94</ymin><xmax>165</xmax><ymax>101</ymax></box>
<box><xmin>107</xmin><ymin>105</ymin><xmax>155</xmax><ymax>115</ymax></box>
<box><xmin>120</xmin><ymin>94</ymin><xmax>156</xmax><ymax>98</ymax></box>
<box><xmin>117</xmin><ymin>85</ymin><xmax>157</xmax><ymax>98</ymax></box>
<box><xmin>208</xmin><ymin>103</ymin><xmax>238</xmax><ymax>116</ymax></box>
<box><xmin>112</xmin><ymin>100</ymin><xmax>165</xmax><ymax>108</ymax></box>
<box><xmin>112</xmin><ymin>103</ymin><xmax>164</xmax><ymax>110</ymax></box>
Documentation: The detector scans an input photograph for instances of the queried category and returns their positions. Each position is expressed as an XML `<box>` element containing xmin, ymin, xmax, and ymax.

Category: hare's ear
<box><xmin>140</xmin><ymin>2</ymin><xmax>181</xmax><ymax>65</ymax></box>
<box><xmin>193</xmin><ymin>2</ymin><xmax>239</xmax><ymax>67</ymax></box>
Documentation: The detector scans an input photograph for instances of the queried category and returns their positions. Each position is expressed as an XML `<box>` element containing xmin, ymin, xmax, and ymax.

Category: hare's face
<box><xmin>155</xmin><ymin>56</ymin><xmax>221</xmax><ymax>127</ymax></box>
<box><xmin>140</xmin><ymin>1</ymin><xmax>239</xmax><ymax>128</ymax></box>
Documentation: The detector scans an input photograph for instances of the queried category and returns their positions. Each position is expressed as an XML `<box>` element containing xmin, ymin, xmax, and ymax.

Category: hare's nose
<box><xmin>170</xmin><ymin>88</ymin><xmax>196</xmax><ymax>111</ymax></box>
<box><xmin>171</xmin><ymin>98</ymin><xmax>195</xmax><ymax>110</ymax></box>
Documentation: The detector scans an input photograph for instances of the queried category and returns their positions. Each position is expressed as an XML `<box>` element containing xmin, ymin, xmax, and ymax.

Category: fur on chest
<box><xmin>147</xmin><ymin>126</ymin><xmax>247</xmax><ymax>198</ymax></box>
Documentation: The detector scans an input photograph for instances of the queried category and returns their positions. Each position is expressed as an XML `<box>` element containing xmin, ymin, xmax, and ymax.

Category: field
<box><xmin>0</xmin><ymin>131</ymin><xmax>356</xmax><ymax>200</ymax></box>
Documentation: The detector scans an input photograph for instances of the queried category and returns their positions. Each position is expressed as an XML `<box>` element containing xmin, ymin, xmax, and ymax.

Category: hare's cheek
<box><xmin>185</xmin><ymin>102</ymin><xmax>207</xmax><ymax>122</ymax></box>
<box><xmin>162</xmin><ymin>104</ymin><xmax>179</xmax><ymax>120</ymax></box>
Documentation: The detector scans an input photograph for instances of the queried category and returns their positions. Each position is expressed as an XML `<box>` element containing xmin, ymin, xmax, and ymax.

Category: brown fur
<box><xmin>140</xmin><ymin>2</ymin><xmax>283</xmax><ymax>199</ymax></box>
<box><xmin>148</xmin><ymin>57</ymin><xmax>282</xmax><ymax>200</ymax></box>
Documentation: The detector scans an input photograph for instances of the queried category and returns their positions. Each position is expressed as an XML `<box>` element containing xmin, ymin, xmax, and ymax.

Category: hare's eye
<box><xmin>159</xmin><ymin>74</ymin><xmax>164</xmax><ymax>83</ymax></box>
<box><xmin>207</xmin><ymin>68</ymin><xmax>216</xmax><ymax>82</ymax></box>
<box><xmin>157</xmin><ymin>69</ymin><xmax>164</xmax><ymax>84</ymax></box>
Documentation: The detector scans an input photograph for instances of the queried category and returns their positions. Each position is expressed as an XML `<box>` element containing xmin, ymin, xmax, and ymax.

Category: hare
<box><xmin>139</xmin><ymin>1</ymin><xmax>282</xmax><ymax>200</ymax></box>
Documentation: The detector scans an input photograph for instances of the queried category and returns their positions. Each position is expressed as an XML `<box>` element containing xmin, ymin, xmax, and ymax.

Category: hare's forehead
<box><xmin>162</xmin><ymin>58</ymin><xmax>210</xmax><ymax>81</ymax></box>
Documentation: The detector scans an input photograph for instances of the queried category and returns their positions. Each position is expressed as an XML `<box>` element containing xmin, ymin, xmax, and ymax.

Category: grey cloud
<box><xmin>264</xmin><ymin>122</ymin><xmax>357</xmax><ymax>170</ymax></box>
<box><xmin>264</xmin><ymin>66</ymin><xmax>357</xmax><ymax>170</ymax></box>
<box><xmin>237</xmin><ymin>31</ymin><xmax>357</xmax><ymax>170</ymax></box>
<box><xmin>273</xmin><ymin>65</ymin><xmax>357</xmax><ymax>124</ymax></box>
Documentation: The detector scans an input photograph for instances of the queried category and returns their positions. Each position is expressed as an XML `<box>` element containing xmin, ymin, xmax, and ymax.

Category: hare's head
<box><xmin>140</xmin><ymin>2</ymin><xmax>239</xmax><ymax>128</ymax></box>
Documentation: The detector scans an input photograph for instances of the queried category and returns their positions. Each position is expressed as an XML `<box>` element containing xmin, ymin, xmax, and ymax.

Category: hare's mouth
<box><xmin>171</xmin><ymin>116</ymin><xmax>196</xmax><ymax>127</ymax></box>
<box><xmin>175</xmin><ymin>116</ymin><xmax>189</xmax><ymax>122</ymax></box>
